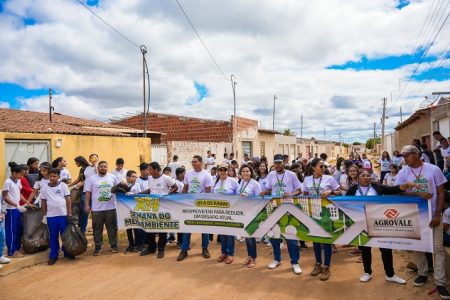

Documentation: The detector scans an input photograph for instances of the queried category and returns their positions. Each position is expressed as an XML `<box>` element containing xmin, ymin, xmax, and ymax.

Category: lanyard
<box><xmin>357</xmin><ymin>185</ymin><xmax>372</xmax><ymax>196</ymax></box>
<box><xmin>409</xmin><ymin>165</ymin><xmax>423</xmax><ymax>180</ymax></box>
<box><xmin>275</xmin><ymin>172</ymin><xmax>286</xmax><ymax>187</ymax></box>
<box><xmin>312</xmin><ymin>176</ymin><xmax>322</xmax><ymax>195</ymax></box>
<box><xmin>240</xmin><ymin>179</ymin><xmax>251</xmax><ymax>194</ymax></box>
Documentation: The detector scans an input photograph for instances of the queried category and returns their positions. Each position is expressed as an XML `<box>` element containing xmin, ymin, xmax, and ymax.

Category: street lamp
<box><xmin>231</xmin><ymin>74</ymin><xmax>237</xmax><ymax>155</ymax></box>
<box><xmin>273</xmin><ymin>94</ymin><xmax>277</xmax><ymax>130</ymax></box>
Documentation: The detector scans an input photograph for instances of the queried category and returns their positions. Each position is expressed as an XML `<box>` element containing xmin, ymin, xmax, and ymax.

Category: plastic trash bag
<box><xmin>62</xmin><ymin>217</ymin><xmax>87</xmax><ymax>256</ymax></box>
<box><xmin>21</xmin><ymin>208</ymin><xmax>49</xmax><ymax>254</ymax></box>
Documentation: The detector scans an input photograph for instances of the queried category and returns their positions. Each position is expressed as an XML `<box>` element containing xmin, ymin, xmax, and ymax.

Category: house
<box><xmin>394</xmin><ymin>107</ymin><xmax>432</xmax><ymax>150</ymax></box>
<box><xmin>431</xmin><ymin>97</ymin><xmax>450</xmax><ymax>145</ymax></box>
<box><xmin>0</xmin><ymin>109</ymin><xmax>159</xmax><ymax>183</ymax></box>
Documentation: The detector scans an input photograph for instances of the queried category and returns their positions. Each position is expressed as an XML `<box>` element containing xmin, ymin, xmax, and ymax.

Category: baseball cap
<box><xmin>273</xmin><ymin>154</ymin><xmax>283</xmax><ymax>163</ymax></box>
<box><xmin>363</xmin><ymin>161</ymin><xmax>372</xmax><ymax>170</ymax></box>
<box><xmin>138</xmin><ymin>162</ymin><xmax>149</xmax><ymax>170</ymax></box>
<box><xmin>400</xmin><ymin>145</ymin><xmax>420</xmax><ymax>156</ymax></box>
<box><xmin>218</xmin><ymin>163</ymin><xmax>229</xmax><ymax>170</ymax></box>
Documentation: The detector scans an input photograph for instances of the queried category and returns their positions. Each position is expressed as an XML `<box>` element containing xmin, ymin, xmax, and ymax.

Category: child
<box><xmin>3</xmin><ymin>162</ymin><xmax>31</xmax><ymax>257</ymax></box>
<box><xmin>111</xmin><ymin>170</ymin><xmax>143</xmax><ymax>253</ymax></box>
<box><xmin>27</xmin><ymin>162</ymin><xmax>51</xmax><ymax>207</ymax></box>
<box><xmin>0</xmin><ymin>193</ymin><xmax>11</xmax><ymax>266</ymax></box>
<box><xmin>40</xmin><ymin>168</ymin><xmax>73</xmax><ymax>265</ymax></box>
<box><xmin>383</xmin><ymin>165</ymin><xmax>399</xmax><ymax>186</ymax></box>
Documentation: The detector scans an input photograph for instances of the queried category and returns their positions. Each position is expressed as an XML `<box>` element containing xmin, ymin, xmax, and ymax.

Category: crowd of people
<box><xmin>0</xmin><ymin>137</ymin><xmax>450</xmax><ymax>298</ymax></box>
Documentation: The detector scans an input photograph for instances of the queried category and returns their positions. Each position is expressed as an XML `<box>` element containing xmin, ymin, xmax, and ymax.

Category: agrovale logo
<box><xmin>384</xmin><ymin>209</ymin><xmax>400</xmax><ymax>219</ymax></box>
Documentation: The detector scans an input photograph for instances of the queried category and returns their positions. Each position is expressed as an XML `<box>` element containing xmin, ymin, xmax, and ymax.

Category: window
<box><xmin>260</xmin><ymin>141</ymin><xmax>265</xmax><ymax>157</ymax></box>
<box><xmin>242</xmin><ymin>141</ymin><xmax>252</xmax><ymax>157</ymax></box>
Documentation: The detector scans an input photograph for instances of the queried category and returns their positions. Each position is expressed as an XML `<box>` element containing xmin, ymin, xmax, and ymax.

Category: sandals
<box><xmin>242</xmin><ymin>257</ymin><xmax>252</xmax><ymax>266</ymax></box>
<box><xmin>225</xmin><ymin>256</ymin><xmax>234</xmax><ymax>264</ymax></box>
<box><xmin>247</xmin><ymin>258</ymin><xmax>256</xmax><ymax>268</ymax></box>
<box><xmin>217</xmin><ymin>254</ymin><xmax>228</xmax><ymax>262</ymax></box>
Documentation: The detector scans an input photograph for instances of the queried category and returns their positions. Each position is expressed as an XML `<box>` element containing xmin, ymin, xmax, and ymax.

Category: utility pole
<box><xmin>373</xmin><ymin>122</ymin><xmax>376</xmax><ymax>152</ymax></box>
<box><xmin>300</xmin><ymin>114</ymin><xmax>303</xmax><ymax>140</ymax></box>
<box><xmin>400</xmin><ymin>105</ymin><xmax>403</xmax><ymax>123</ymax></box>
<box><xmin>140</xmin><ymin>45</ymin><xmax>148</xmax><ymax>137</ymax></box>
<box><xmin>381</xmin><ymin>97</ymin><xmax>387</xmax><ymax>151</ymax></box>
<box><xmin>48</xmin><ymin>88</ymin><xmax>54</xmax><ymax>123</ymax></box>
<box><xmin>338</xmin><ymin>131</ymin><xmax>341</xmax><ymax>155</ymax></box>
<box><xmin>272</xmin><ymin>94</ymin><xmax>277</xmax><ymax>130</ymax></box>
<box><xmin>231</xmin><ymin>74</ymin><xmax>237</xmax><ymax>156</ymax></box>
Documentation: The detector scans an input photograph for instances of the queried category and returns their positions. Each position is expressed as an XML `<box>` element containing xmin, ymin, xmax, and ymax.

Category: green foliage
<box><xmin>366</xmin><ymin>137</ymin><xmax>381</xmax><ymax>149</ymax></box>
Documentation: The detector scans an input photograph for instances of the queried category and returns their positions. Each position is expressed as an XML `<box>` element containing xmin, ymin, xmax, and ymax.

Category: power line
<box><xmin>174</xmin><ymin>0</ymin><xmax>228</xmax><ymax>81</ymax></box>
<box><xmin>72</xmin><ymin>0</ymin><xmax>140</xmax><ymax>49</ymax></box>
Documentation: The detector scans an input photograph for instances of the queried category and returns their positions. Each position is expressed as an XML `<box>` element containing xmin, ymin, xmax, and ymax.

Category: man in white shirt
<box><xmin>395</xmin><ymin>145</ymin><xmax>449</xmax><ymax>299</ymax></box>
<box><xmin>84</xmin><ymin>161</ymin><xmax>120</xmax><ymax>256</ymax></box>
<box><xmin>177</xmin><ymin>155</ymin><xmax>213</xmax><ymax>261</ymax></box>
<box><xmin>168</xmin><ymin>155</ymin><xmax>181</xmax><ymax>178</ymax></box>
<box><xmin>205</xmin><ymin>151</ymin><xmax>215</xmax><ymax>172</ymax></box>
<box><xmin>111</xmin><ymin>158</ymin><xmax>127</xmax><ymax>182</ymax></box>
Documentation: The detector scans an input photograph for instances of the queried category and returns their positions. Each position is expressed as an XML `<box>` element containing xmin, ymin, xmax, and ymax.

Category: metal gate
<box><xmin>150</xmin><ymin>144</ymin><xmax>168</xmax><ymax>166</ymax></box>
<box><xmin>5</xmin><ymin>140</ymin><xmax>51</xmax><ymax>176</ymax></box>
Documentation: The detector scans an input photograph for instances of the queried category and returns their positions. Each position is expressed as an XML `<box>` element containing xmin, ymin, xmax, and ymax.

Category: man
<box><xmin>434</xmin><ymin>131</ymin><xmax>444</xmax><ymax>150</ymax></box>
<box><xmin>111</xmin><ymin>158</ymin><xmax>127</xmax><ymax>182</ymax></box>
<box><xmin>241</xmin><ymin>153</ymin><xmax>251</xmax><ymax>166</ymax></box>
<box><xmin>229</xmin><ymin>153</ymin><xmax>235</xmax><ymax>164</ymax></box>
<box><xmin>283</xmin><ymin>154</ymin><xmax>290</xmax><ymax>168</ymax></box>
<box><xmin>205</xmin><ymin>150</ymin><xmax>215</xmax><ymax>172</ymax></box>
<box><xmin>420</xmin><ymin>144</ymin><xmax>436</xmax><ymax>165</ymax></box>
<box><xmin>295</xmin><ymin>153</ymin><xmax>302</xmax><ymax>163</ymax></box>
<box><xmin>222</xmin><ymin>153</ymin><xmax>230</xmax><ymax>165</ymax></box>
<box><xmin>260</xmin><ymin>154</ymin><xmax>303</xmax><ymax>275</ymax></box>
<box><xmin>395</xmin><ymin>145</ymin><xmax>449</xmax><ymax>299</ymax></box>
<box><xmin>168</xmin><ymin>155</ymin><xmax>181</xmax><ymax>178</ymax></box>
<box><xmin>137</xmin><ymin>162</ymin><xmax>150</xmax><ymax>192</ymax></box>
<box><xmin>177</xmin><ymin>155</ymin><xmax>213</xmax><ymax>261</ymax></box>
<box><xmin>84</xmin><ymin>161</ymin><xmax>119</xmax><ymax>256</ymax></box>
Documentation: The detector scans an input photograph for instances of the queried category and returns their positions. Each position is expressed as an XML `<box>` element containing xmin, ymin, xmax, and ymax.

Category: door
<box><xmin>151</xmin><ymin>144</ymin><xmax>168</xmax><ymax>166</ymax></box>
<box><xmin>242</xmin><ymin>141</ymin><xmax>253</xmax><ymax>158</ymax></box>
<box><xmin>5</xmin><ymin>140</ymin><xmax>50</xmax><ymax>176</ymax></box>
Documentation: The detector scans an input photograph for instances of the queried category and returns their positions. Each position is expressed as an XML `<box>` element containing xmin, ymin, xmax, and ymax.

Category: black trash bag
<box><xmin>21</xmin><ymin>208</ymin><xmax>49</xmax><ymax>254</ymax></box>
<box><xmin>62</xmin><ymin>217</ymin><xmax>87</xmax><ymax>257</ymax></box>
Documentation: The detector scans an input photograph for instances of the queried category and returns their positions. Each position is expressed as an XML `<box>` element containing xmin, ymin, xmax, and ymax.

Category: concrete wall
<box><xmin>394</xmin><ymin>110</ymin><xmax>431</xmax><ymax>150</ymax></box>
<box><xmin>0</xmin><ymin>132</ymin><xmax>151</xmax><ymax>184</ymax></box>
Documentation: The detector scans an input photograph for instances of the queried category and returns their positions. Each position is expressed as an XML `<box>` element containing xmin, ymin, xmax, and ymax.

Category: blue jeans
<box><xmin>181</xmin><ymin>233</ymin><xmax>209</xmax><ymax>251</ymax></box>
<box><xmin>0</xmin><ymin>219</ymin><xmax>5</xmax><ymax>257</ymax></box>
<box><xmin>270</xmin><ymin>238</ymin><xmax>299</xmax><ymax>264</ymax></box>
<box><xmin>245</xmin><ymin>238</ymin><xmax>257</xmax><ymax>258</ymax></box>
<box><xmin>79</xmin><ymin>193</ymin><xmax>88</xmax><ymax>233</ymax></box>
<box><xmin>47</xmin><ymin>216</ymin><xmax>68</xmax><ymax>259</ymax></box>
<box><xmin>5</xmin><ymin>209</ymin><xmax>22</xmax><ymax>256</ymax></box>
<box><xmin>220</xmin><ymin>235</ymin><xmax>235</xmax><ymax>256</ymax></box>
<box><xmin>126</xmin><ymin>228</ymin><xmax>144</xmax><ymax>247</ymax></box>
<box><xmin>313</xmin><ymin>242</ymin><xmax>332</xmax><ymax>266</ymax></box>
<box><xmin>444</xmin><ymin>232</ymin><xmax>450</xmax><ymax>247</ymax></box>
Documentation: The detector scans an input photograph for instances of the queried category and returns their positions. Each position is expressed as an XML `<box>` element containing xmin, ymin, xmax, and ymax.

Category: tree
<box><xmin>283</xmin><ymin>128</ymin><xmax>296</xmax><ymax>136</ymax></box>
<box><xmin>366</xmin><ymin>137</ymin><xmax>381</xmax><ymax>149</ymax></box>
<box><xmin>353</xmin><ymin>142</ymin><xmax>361</xmax><ymax>145</ymax></box>
<box><xmin>342</xmin><ymin>143</ymin><xmax>350</xmax><ymax>148</ymax></box>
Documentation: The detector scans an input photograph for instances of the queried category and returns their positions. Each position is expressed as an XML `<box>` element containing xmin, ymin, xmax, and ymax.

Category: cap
<box><xmin>40</xmin><ymin>162</ymin><xmax>52</xmax><ymax>169</ymax></box>
<box><xmin>138</xmin><ymin>162</ymin><xmax>149</xmax><ymax>170</ymax></box>
<box><xmin>363</xmin><ymin>161</ymin><xmax>372</xmax><ymax>170</ymax></box>
<box><xmin>218</xmin><ymin>163</ymin><xmax>229</xmax><ymax>170</ymax></box>
<box><xmin>274</xmin><ymin>154</ymin><xmax>283</xmax><ymax>163</ymax></box>
<box><xmin>400</xmin><ymin>145</ymin><xmax>420</xmax><ymax>156</ymax></box>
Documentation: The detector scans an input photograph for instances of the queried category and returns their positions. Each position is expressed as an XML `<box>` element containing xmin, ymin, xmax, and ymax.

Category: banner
<box><xmin>116</xmin><ymin>194</ymin><xmax>432</xmax><ymax>252</ymax></box>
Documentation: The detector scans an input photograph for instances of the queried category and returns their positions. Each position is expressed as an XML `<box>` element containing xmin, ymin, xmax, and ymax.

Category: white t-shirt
<box><xmin>3</xmin><ymin>177</ymin><xmax>22</xmax><ymax>209</ymax></box>
<box><xmin>84</xmin><ymin>166</ymin><xmax>96</xmax><ymax>179</ymax></box>
<box><xmin>355</xmin><ymin>185</ymin><xmax>378</xmax><ymax>196</ymax></box>
<box><xmin>443</xmin><ymin>207</ymin><xmax>450</xmax><ymax>235</ymax></box>
<box><xmin>184</xmin><ymin>170</ymin><xmax>213</xmax><ymax>193</ymax></box>
<box><xmin>168</xmin><ymin>162</ymin><xmax>181</xmax><ymax>176</ymax></box>
<box><xmin>266</xmin><ymin>170</ymin><xmax>302</xmax><ymax>197</ymax></box>
<box><xmin>33</xmin><ymin>178</ymin><xmax>49</xmax><ymax>190</ymax></box>
<box><xmin>258</xmin><ymin>175</ymin><xmax>269</xmax><ymax>192</ymax></box>
<box><xmin>384</xmin><ymin>173</ymin><xmax>397</xmax><ymax>186</ymax></box>
<box><xmin>148</xmin><ymin>174</ymin><xmax>176</xmax><ymax>195</ymax></box>
<box><xmin>392</xmin><ymin>156</ymin><xmax>404</xmax><ymax>166</ymax></box>
<box><xmin>60</xmin><ymin>168</ymin><xmax>71</xmax><ymax>182</ymax></box>
<box><xmin>212</xmin><ymin>177</ymin><xmax>239</xmax><ymax>195</ymax></box>
<box><xmin>421</xmin><ymin>153</ymin><xmax>431</xmax><ymax>164</ymax></box>
<box><xmin>303</xmin><ymin>174</ymin><xmax>340</xmax><ymax>196</ymax></box>
<box><xmin>84</xmin><ymin>173</ymin><xmax>119</xmax><ymax>212</ymax></box>
<box><xmin>379</xmin><ymin>159</ymin><xmax>392</xmax><ymax>172</ymax></box>
<box><xmin>129</xmin><ymin>182</ymin><xmax>142</xmax><ymax>195</ymax></box>
<box><xmin>239</xmin><ymin>178</ymin><xmax>261</xmax><ymax>196</ymax></box>
<box><xmin>395</xmin><ymin>163</ymin><xmax>447</xmax><ymax>214</ymax></box>
<box><xmin>137</xmin><ymin>176</ymin><xmax>150</xmax><ymax>193</ymax></box>
<box><xmin>112</xmin><ymin>168</ymin><xmax>128</xmax><ymax>182</ymax></box>
<box><xmin>40</xmin><ymin>182</ymin><xmax>70</xmax><ymax>217</ymax></box>
<box><xmin>206</xmin><ymin>157</ymin><xmax>215</xmax><ymax>171</ymax></box>
<box><xmin>175</xmin><ymin>179</ymin><xmax>184</xmax><ymax>193</ymax></box>
<box><xmin>441</xmin><ymin>147</ymin><xmax>450</xmax><ymax>159</ymax></box>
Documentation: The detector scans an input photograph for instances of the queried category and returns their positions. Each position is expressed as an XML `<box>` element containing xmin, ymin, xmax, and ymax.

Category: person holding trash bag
<box><xmin>40</xmin><ymin>168</ymin><xmax>73</xmax><ymax>265</ymax></box>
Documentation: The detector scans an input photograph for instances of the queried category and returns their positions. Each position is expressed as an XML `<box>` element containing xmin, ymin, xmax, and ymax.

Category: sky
<box><xmin>0</xmin><ymin>0</ymin><xmax>449</xmax><ymax>143</ymax></box>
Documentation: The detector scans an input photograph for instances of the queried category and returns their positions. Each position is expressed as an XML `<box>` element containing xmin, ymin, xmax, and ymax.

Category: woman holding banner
<box><xmin>303</xmin><ymin>158</ymin><xmax>341</xmax><ymax>281</ymax></box>
<box><xmin>238</xmin><ymin>164</ymin><xmax>261</xmax><ymax>268</ymax></box>
<box><xmin>213</xmin><ymin>164</ymin><xmax>239</xmax><ymax>264</ymax></box>
<box><xmin>347</xmin><ymin>168</ymin><xmax>417</xmax><ymax>284</ymax></box>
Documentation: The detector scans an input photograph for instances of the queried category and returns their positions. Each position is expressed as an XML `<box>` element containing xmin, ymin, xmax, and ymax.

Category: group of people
<box><xmin>1</xmin><ymin>143</ymin><xmax>450</xmax><ymax>298</ymax></box>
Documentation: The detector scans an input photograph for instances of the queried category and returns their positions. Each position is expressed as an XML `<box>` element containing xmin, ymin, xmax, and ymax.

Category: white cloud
<box><xmin>0</xmin><ymin>102</ymin><xmax>10</xmax><ymax>108</ymax></box>
<box><xmin>0</xmin><ymin>0</ymin><xmax>448</xmax><ymax>142</ymax></box>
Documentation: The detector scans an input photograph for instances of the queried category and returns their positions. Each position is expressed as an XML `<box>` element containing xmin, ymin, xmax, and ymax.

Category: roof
<box><xmin>394</xmin><ymin>107</ymin><xmax>431</xmax><ymax>130</ymax></box>
<box><xmin>0</xmin><ymin>108</ymin><xmax>157</xmax><ymax>137</ymax></box>
<box><xmin>258</xmin><ymin>129</ymin><xmax>281</xmax><ymax>134</ymax></box>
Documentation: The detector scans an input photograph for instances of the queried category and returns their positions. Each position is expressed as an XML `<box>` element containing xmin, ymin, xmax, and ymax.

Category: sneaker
<box><xmin>140</xmin><ymin>248</ymin><xmax>156</xmax><ymax>256</ymax></box>
<box><xmin>267</xmin><ymin>260</ymin><xmax>282</xmax><ymax>269</ymax></box>
<box><xmin>202</xmin><ymin>248</ymin><xmax>210</xmax><ymax>259</ymax></box>
<box><xmin>386</xmin><ymin>274</ymin><xmax>406</xmax><ymax>285</ymax></box>
<box><xmin>348</xmin><ymin>248</ymin><xmax>362</xmax><ymax>256</ymax></box>
<box><xmin>124</xmin><ymin>245</ymin><xmax>135</xmax><ymax>254</ymax></box>
<box><xmin>292</xmin><ymin>264</ymin><xmax>302</xmax><ymax>275</ymax></box>
<box><xmin>319</xmin><ymin>266</ymin><xmax>331</xmax><ymax>281</ymax></box>
<box><xmin>177</xmin><ymin>251</ymin><xmax>188</xmax><ymax>261</ymax></box>
<box><xmin>48</xmin><ymin>258</ymin><xmax>57</xmax><ymax>265</ymax></box>
<box><xmin>310</xmin><ymin>263</ymin><xmax>322</xmax><ymax>277</ymax></box>
<box><xmin>111</xmin><ymin>247</ymin><xmax>119</xmax><ymax>253</ymax></box>
<box><xmin>0</xmin><ymin>256</ymin><xmax>11</xmax><ymax>264</ymax></box>
<box><xmin>236</xmin><ymin>236</ymin><xmax>245</xmax><ymax>242</ymax></box>
<box><xmin>157</xmin><ymin>251</ymin><xmax>165</xmax><ymax>259</ymax></box>
<box><xmin>360</xmin><ymin>273</ymin><xmax>372</xmax><ymax>282</ymax></box>
<box><xmin>93</xmin><ymin>248</ymin><xmax>102</xmax><ymax>256</ymax></box>
<box><xmin>437</xmin><ymin>286</ymin><xmax>450</xmax><ymax>299</ymax></box>
<box><xmin>413</xmin><ymin>275</ymin><xmax>428</xmax><ymax>287</ymax></box>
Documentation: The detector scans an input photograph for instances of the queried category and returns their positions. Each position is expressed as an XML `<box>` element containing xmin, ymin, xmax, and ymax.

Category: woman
<box><xmin>290</xmin><ymin>163</ymin><xmax>304</xmax><ymax>183</ymax></box>
<box><xmin>347</xmin><ymin>168</ymin><xmax>416</xmax><ymax>284</ymax></box>
<box><xmin>238</xmin><ymin>164</ymin><xmax>261</xmax><ymax>268</ymax></box>
<box><xmin>51</xmin><ymin>157</ymin><xmax>71</xmax><ymax>184</ymax></box>
<box><xmin>227</xmin><ymin>165</ymin><xmax>239</xmax><ymax>181</ymax></box>
<box><xmin>214</xmin><ymin>164</ymin><xmax>239</xmax><ymax>264</ymax></box>
<box><xmin>391</xmin><ymin>150</ymin><xmax>403</xmax><ymax>167</ymax></box>
<box><xmin>354</xmin><ymin>154</ymin><xmax>363</xmax><ymax>168</ymax></box>
<box><xmin>333</xmin><ymin>157</ymin><xmax>345</xmax><ymax>183</ymax></box>
<box><xmin>379</xmin><ymin>151</ymin><xmax>392</xmax><ymax>184</ymax></box>
<box><xmin>383</xmin><ymin>164</ymin><xmax>399</xmax><ymax>186</ymax></box>
<box><xmin>25</xmin><ymin>157</ymin><xmax>40</xmax><ymax>188</ymax></box>
<box><xmin>27</xmin><ymin>162</ymin><xmax>52</xmax><ymax>207</ymax></box>
<box><xmin>20</xmin><ymin>165</ymin><xmax>33</xmax><ymax>205</ymax></box>
<box><xmin>256</xmin><ymin>161</ymin><xmax>271</xmax><ymax>245</ymax></box>
<box><xmin>303</xmin><ymin>158</ymin><xmax>341</xmax><ymax>281</ymax></box>
<box><xmin>340</xmin><ymin>164</ymin><xmax>359</xmax><ymax>195</ymax></box>
<box><xmin>68</xmin><ymin>156</ymin><xmax>91</xmax><ymax>233</ymax></box>
<box><xmin>3</xmin><ymin>163</ymin><xmax>32</xmax><ymax>257</ymax></box>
